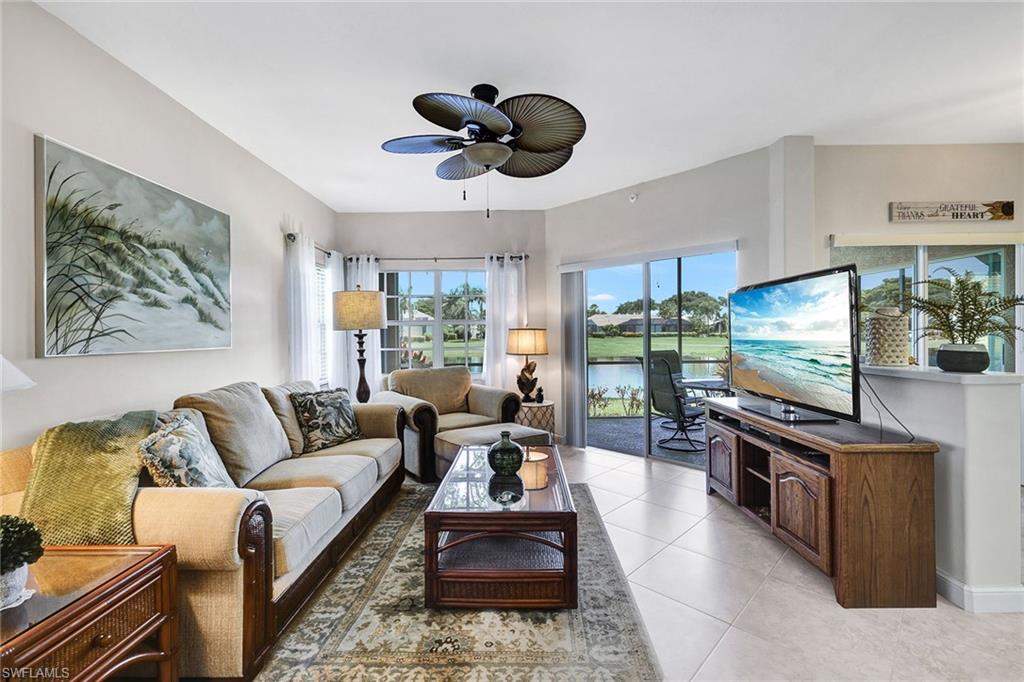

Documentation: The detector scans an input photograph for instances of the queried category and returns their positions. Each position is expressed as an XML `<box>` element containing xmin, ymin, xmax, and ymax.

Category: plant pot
<box><xmin>487</xmin><ymin>431</ymin><xmax>524</xmax><ymax>476</ymax></box>
<box><xmin>935</xmin><ymin>344</ymin><xmax>989</xmax><ymax>373</ymax></box>
<box><xmin>0</xmin><ymin>563</ymin><xmax>28</xmax><ymax>609</ymax></box>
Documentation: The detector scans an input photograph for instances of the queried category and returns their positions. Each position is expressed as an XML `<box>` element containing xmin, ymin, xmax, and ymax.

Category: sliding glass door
<box><xmin>583</xmin><ymin>250</ymin><xmax>736</xmax><ymax>466</ymax></box>
<box><xmin>585</xmin><ymin>264</ymin><xmax>646</xmax><ymax>455</ymax></box>
<box><xmin>646</xmin><ymin>252</ymin><xmax>735</xmax><ymax>465</ymax></box>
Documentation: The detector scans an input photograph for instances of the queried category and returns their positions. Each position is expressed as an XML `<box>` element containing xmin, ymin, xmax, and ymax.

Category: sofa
<box><xmin>0</xmin><ymin>380</ymin><xmax>404</xmax><ymax>681</ymax></box>
<box><xmin>369</xmin><ymin>366</ymin><xmax>521</xmax><ymax>482</ymax></box>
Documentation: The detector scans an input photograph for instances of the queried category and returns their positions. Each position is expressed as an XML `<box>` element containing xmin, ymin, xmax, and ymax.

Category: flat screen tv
<box><xmin>728</xmin><ymin>265</ymin><xmax>860</xmax><ymax>423</ymax></box>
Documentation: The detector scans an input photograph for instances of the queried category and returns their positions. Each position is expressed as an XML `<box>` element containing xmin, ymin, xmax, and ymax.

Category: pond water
<box><xmin>587</xmin><ymin>361</ymin><xmax>720</xmax><ymax>392</ymax></box>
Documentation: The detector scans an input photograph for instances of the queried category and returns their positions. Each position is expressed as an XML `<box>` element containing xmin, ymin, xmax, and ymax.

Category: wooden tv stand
<box><xmin>703</xmin><ymin>397</ymin><xmax>938</xmax><ymax>608</ymax></box>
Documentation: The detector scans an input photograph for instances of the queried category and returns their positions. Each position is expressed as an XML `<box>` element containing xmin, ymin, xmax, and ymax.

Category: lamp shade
<box><xmin>506</xmin><ymin>328</ymin><xmax>548</xmax><ymax>356</ymax></box>
<box><xmin>333</xmin><ymin>288</ymin><xmax>386</xmax><ymax>331</ymax></box>
<box><xmin>1</xmin><ymin>356</ymin><xmax>35</xmax><ymax>392</ymax></box>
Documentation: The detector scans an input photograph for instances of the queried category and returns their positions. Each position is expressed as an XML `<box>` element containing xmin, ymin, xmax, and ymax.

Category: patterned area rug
<box><xmin>258</xmin><ymin>482</ymin><xmax>661</xmax><ymax>681</ymax></box>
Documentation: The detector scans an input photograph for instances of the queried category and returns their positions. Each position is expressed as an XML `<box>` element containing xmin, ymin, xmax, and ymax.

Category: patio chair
<box><xmin>648</xmin><ymin>355</ymin><xmax>706</xmax><ymax>452</ymax></box>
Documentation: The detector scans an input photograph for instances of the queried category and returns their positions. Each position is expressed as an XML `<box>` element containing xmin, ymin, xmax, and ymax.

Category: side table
<box><xmin>516</xmin><ymin>400</ymin><xmax>555</xmax><ymax>435</ymax></box>
<box><xmin>0</xmin><ymin>545</ymin><xmax>178</xmax><ymax>681</ymax></box>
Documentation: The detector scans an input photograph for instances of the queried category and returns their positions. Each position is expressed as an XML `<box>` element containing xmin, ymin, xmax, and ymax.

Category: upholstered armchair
<box><xmin>370</xmin><ymin>366</ymin><xmax>520</xmax><ymax>481</ymax></box>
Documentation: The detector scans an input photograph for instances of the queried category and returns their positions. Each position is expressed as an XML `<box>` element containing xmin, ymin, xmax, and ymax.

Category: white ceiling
<box><xmin>42</xmin><ymin>2</ymin><xmax>1023</xmax><ymax>213</ymax></box>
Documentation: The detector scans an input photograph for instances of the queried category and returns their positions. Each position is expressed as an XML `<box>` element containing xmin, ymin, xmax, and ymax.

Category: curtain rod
<box><xmin>376</xmin><ymin>254</ymin><xmax>529</xmax><ymax>262</ymax></box>
<box><xmin>285</xmin><ymin>232</ymin><xmax>332</xmax><ymax>257</ymax></box>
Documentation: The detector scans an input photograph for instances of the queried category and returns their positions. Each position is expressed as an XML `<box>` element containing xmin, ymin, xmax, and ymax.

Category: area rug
<box><xmin>258</xmin><ymin>483</ymin><xmax>662</xmax><ymax>681</ymax></box>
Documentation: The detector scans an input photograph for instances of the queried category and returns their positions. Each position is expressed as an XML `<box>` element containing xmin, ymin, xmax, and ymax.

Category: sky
<box><xmin>585</xmin><ymin>251</ymin><xmax>737</xmax><ymax>312</ymax></box>
<box><xmin>730</xmin><ymin>271</ymin><xmax>853</xmax><ymax>342</ymax></box>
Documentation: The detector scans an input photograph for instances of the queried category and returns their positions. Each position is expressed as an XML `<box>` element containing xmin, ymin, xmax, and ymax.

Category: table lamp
<box><xmin>506</xmin><ymin>328</ymin><xmax>547</xmax><ymax>403</ymax></box>
<box><xmin>333</xmin><ymin>285</ymin><xmax>386</xmax><ymax>403</ymax></box>
<box><xmin>520</xmin><ymin>449</ymin><xmax>549</xmax><ymax>490</ymax></box>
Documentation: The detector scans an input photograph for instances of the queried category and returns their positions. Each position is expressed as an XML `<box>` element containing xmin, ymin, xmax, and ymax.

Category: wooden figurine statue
<box><xmin>516</xmin><ymin>360</ymin><xmax>538</xmax><ymax>403</ymax></box>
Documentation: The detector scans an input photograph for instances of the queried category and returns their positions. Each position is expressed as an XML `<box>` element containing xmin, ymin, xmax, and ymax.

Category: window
<box><xmin>379</xmin><ymin>271</ymin><xmax>487</xmax><ymax>375</ymax></box>
<box><xmin>830</xmin><ymin>243</ymin><xmax>1018</xmax><ymax>372</ymax></box>
<box><xmin>314</xmin><ymin>258</ymin><xmax>329</xmax><ymax>387</ymax></box>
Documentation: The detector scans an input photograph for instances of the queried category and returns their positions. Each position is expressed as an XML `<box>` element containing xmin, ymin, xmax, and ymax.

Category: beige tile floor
<box><xmin>559</xmin><ymin>445</ymin><xmax>1024</xmax><ymax>682</ymax></box>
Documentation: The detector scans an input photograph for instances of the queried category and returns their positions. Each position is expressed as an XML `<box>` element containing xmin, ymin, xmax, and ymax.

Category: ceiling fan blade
<box><xmin>413</xmin><ymin>93</ymin><xmax>513</xmax><ymax>135</ymax></box>
<box><xmin>436</xmin><ymin>153</ymin><xmax>490</xmax><ymax>181</ymax></box>
<box><xmin>497</xmin><ymin>94</ymin><xmax>586</xmax><ymax>153</ymax></box>
<box><xmin>497</xmin><ymin>147</ymin><xmax>573</xmax><ymax>178</ymax></box>
<box><xmin>382</xmin><ymin>135</ymin><xmax>468</xmax><ymax>154</ymax></box>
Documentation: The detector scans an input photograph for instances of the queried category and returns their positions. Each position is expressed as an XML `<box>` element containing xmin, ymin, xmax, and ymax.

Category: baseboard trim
<box><xmin>936</xmin><ymin>569</ymin><xmax>1024</xmax><ymax>613</ymax></box>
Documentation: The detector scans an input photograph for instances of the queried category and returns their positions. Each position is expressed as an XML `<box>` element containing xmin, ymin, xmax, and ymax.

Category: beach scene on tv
<box><xmin>729</xmin><ymin>271</ymin><xmax>855</xmax><ymax>415</ymax></box>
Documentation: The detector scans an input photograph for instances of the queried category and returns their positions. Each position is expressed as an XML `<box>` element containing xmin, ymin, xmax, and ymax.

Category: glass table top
<box><xmin>0</xmin><ymin>546</ymin><xmax>158</xmax><ymax>643</ymax></box>
<box><xmin>427</xmin><ymin>445</ymin><xmax>574</xmax><ymax>514</ymax></box>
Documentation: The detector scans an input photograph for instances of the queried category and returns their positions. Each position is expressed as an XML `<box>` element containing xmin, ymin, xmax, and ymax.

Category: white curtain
<box><xmin>285</xmin><ymin>232</ymin><xmax>319</xmax><ymax>383</ymax></box>
<box><xmin>483</xmin><ymin>253</ymin><xmax>527</xmax><ymax>389</ymax></box>
<box><xmin>324</xmin><ymin>250</ymin><xmax>348</xmax><ymax>389</ymax></box>
<box><xmin>345</xmin><ymin>255</ymin><xmax>382</xmax><ymax>396</ymax></box>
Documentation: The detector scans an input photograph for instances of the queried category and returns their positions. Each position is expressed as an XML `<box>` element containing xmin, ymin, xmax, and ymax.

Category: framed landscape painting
<box><xmin>36</xmin><ymin>137</ymin><xmax>231</xmax><ymax>356</ymax></box>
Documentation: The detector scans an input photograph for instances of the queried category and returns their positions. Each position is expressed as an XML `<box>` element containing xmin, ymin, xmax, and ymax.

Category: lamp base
<box><xmin>354</xmin><ymin>330</ymin><xmax>370</xmax><ymax>403</ymax></box>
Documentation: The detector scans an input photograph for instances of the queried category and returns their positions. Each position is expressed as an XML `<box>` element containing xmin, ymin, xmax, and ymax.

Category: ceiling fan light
<box><xmin>463</xmin><ymin>142</ymin><xmax>513</xmax><ymax>169</ymax></box>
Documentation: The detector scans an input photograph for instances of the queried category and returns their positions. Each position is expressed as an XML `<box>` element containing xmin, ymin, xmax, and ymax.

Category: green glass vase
<box><xmin>487</xmin><ymin>431</ymin><xmax>524</xmax><ymax>476</ymax></box>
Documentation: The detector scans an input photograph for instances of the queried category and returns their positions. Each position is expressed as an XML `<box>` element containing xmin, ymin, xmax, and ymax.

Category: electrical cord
<box><xmin>859</xmin><ymin>372</ymin><xmax>915</xmax><ymax>443</ymax></box>
<box><xmin>862</xmin><ymin>379</ymin><xmax>885</xmax><ymax>442</ymax></box>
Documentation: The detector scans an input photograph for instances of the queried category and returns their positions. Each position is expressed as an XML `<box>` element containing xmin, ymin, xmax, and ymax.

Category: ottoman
<box><xmin>434</xmin><ymin>423</ymin><xmax>551</xmax><ymax>479</ymax></box>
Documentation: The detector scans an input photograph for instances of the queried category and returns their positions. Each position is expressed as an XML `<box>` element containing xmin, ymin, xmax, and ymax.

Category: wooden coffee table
<box><xmin>424</xmin><ymin>444</ymin><xmax>577</xmax><ymax>609</ymax></box>
<box><xmin>0</xmin><ymin>545</ymin><xmax>178</xmax><ymax>681</ymax></box>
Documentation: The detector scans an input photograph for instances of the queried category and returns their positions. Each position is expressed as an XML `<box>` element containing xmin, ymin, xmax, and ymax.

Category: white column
<box><xmin>768</xmin><ymin>135</ymin><xmax>816</xmax><ymax>278</ymax></box>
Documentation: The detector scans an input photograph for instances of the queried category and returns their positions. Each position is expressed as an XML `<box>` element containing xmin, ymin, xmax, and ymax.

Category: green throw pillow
<box><xmin>289</xmin><ymin>388</ymin><xmax>362</xmax><ymax>453</ymax></box>
<box><xmin>137</xmin><ymin>415</ymin><xmax>235</xmax><ymax>488</ymax></box>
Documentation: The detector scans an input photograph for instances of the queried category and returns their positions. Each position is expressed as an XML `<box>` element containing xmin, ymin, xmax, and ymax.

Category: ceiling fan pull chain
<box><xmin>486</xmin><ymin>173</ymin><xmax>490</xmax><ymax>219</ymax></box>
<box><xmin>462</xmin><ymin>178</ymin><xmax>466</xmax><ymax>201</ymax></box>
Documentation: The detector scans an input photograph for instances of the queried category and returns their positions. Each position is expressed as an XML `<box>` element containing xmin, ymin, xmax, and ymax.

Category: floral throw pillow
<box><xmin>289</xmin><ymin>388</ymin><xmax>362</xmax><ymax>453</ymax></box>
<box><xmin>137</xmin><ymin>415</ymin><xmax>235</xmax><ymax>488</ymax></box>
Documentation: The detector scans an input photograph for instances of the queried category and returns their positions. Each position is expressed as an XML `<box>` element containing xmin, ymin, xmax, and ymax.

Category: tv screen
<box><xmin>728</xmin><ymin>266</ymin><xmax>859</xmax><ymax>421</ymax></box>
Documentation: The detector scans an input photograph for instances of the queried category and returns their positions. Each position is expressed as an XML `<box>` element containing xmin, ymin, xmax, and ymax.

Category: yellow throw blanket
<box><xmin>21</xmin><ymin>411</ymin><xmax>156</xmax><ymax>545</ymax></box>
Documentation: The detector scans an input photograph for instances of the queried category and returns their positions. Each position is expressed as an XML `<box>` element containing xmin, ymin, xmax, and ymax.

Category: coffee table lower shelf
<box><xmin>424</xmin><ymin>523</ymin><xmax>578</xmax><ymax>609</ymax></box>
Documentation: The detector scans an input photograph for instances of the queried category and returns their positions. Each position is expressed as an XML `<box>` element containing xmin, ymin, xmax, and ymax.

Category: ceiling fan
<box><xmin>382</xmin><ymin>83</ymin><xmax>586</xmax><ymax>181</ymax></box>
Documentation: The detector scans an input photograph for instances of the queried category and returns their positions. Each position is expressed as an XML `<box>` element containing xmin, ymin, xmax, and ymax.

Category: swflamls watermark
<box><xmin>0</xmin><ymin>668</ymin><xmax>70</xmax><ymax>679</ymax></box>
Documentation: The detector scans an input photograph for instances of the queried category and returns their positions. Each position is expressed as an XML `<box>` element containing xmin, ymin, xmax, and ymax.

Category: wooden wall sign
<box><xmin>889</xmin><ymin>201</ymin><xmax>1014</xmax><ymax>223</ymax></box>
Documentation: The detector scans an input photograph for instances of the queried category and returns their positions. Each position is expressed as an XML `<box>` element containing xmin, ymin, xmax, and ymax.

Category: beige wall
<box><xmin>335</xmin><ymin>208</ymin><xmax>548</xmax><ymax>328</ymax></box>
<box><xmin>814</xmin><ymin>143</ymin><xmax>1023</xmax><ymax>266</ymax></box>
<box><xmin>1</xmin><ymin>3</ymin><xmax>336</xmax><ymax>448</ymax></box>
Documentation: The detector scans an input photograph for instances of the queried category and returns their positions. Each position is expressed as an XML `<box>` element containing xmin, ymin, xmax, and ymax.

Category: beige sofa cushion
<box><xmin>389</xmin><ymin>366</ymin><xmax>471</xmax><ymax>415</ymax></box>
<box><xmin>437</xmin><ymin>412</ymin><xmax>496</xmax><ymax>432</ymax></box>
<box><xmin>175</xmin><ymin>382</ymin><xmax>292</xmax><ymax>486</ymax></box>
<box><xmin>262</xmin><ymin>380</ymin><xmax>317</xmax><ymax>455</ymax></box>
<box><xmin>262</xmin><ymin>487</ymin><xmax>341</xmax><ymax>578</ymax></box>
<box><xmin>246</xmin><ymin>455</ymin><xmax>376</xmax><ymax>511</ymax></box>
<box><xmin>304</xmin><ymin>438</ymin><xmax>401</xmax><ymax>481</ymax></box>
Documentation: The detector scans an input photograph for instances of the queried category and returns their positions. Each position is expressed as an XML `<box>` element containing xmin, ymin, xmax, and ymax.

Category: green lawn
<box><xmin>588</xmin><ymin>335</ymin><xmax>727</xmax><ymax>361</ymax></box>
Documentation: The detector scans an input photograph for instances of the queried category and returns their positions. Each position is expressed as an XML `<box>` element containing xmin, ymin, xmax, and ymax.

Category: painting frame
<box><xmin>35</xmin><ymin>135</ymin><xmax>233</xmax><ymax>358</ymax></box>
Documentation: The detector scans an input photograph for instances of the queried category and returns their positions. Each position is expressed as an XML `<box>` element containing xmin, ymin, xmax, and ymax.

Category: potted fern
<box><xmin>0</xmin><ymin>515</ymin><xmax>44</xmax><ymax>609</ymax></box>
<box><xmin>910</xmin><ymin>268</ymin><xmax>1024</xmax><ymax>372</ymax></box>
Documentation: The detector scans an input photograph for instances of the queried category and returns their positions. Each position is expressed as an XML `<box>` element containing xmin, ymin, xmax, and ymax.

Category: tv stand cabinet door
<box><xmin>770</xmin><ymin>453</ymin><xmax>832</xmax><ymax>575</ymax></box>
<box><xmin>706</xmin><ymin>422</ymin><xmax>739</xmax><ymax>503</ymax></box>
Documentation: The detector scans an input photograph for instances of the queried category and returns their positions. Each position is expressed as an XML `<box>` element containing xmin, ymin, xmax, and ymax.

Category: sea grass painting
<box><xmin>39</xmin><ymin>137</ymin><xmax>231</xmax><ymax>356</ymax></box>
